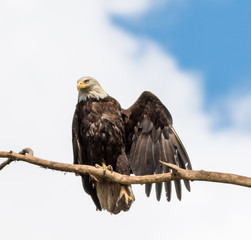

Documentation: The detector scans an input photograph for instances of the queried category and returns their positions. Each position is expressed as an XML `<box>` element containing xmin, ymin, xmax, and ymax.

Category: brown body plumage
<box><xmin>72</xmin><ymin>76</ymin><xmax>192</xmax><ymax>214</ymax></box>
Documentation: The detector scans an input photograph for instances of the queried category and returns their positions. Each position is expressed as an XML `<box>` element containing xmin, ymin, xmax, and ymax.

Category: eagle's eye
<box><xmin>84</xmin><ymin>80</ymin><xmax>89</xmax><ymax>84</ymax></box>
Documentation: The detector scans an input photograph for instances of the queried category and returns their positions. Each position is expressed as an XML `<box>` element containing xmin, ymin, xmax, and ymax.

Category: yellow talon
<box><xmin>95</xmin><ymin>163</ymin><xmax>113</xmax><ymax>175</ymax></box>
<box><xmin>117</xmin><ymin>186</ymin><xmax>135</xmax><ymax>205</ymax></box>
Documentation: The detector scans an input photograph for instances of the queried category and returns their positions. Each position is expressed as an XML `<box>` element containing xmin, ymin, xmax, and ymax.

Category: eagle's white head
<box><xmin>77</xmin><ymin>76</ymin><xmax>108</xmax><ymax>102</ymax></box>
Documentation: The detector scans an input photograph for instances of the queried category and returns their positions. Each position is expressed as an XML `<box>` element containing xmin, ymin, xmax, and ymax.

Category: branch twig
<box><xmin>0</xmin><ymin>158</ymin><xmax>14</xmax><ymax>171</ymax></box>
<box><xmin>0</xmin><ymin>150</ymin><xmax>250</xmax><ymax>188</ymax></box>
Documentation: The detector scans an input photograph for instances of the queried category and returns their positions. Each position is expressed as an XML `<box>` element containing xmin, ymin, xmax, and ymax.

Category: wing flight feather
<box><xmin>124</xmin><ymin>91</ymin><xmax>192</xmax><ymax>201</ymax></box>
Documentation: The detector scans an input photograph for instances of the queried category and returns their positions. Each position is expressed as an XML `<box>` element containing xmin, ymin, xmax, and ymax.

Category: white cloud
<box><xmin>228</xmin><ymin>94</ymin><xmax>251</xmax><ymax>131</ymax></box>
<box><xmin>3</xmin><ymin>0</ymin><xmax>42</xmax><ymax>16</ymax></box>
<box><xmin>101</xmin><ymin>0</ymin><xmax>163</xmax><ymax>16</ymax></box>
<box><xmin>0</xmin><ymin>1</ymin><xmax>250</xmax><ymax>240</ymax></box>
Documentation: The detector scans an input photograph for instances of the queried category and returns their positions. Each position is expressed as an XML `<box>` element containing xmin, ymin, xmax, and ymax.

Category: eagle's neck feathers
<box><xmin>78</xmin><ymin>84</ymin><xmax>108</xmax><ymax>102</ymax></box>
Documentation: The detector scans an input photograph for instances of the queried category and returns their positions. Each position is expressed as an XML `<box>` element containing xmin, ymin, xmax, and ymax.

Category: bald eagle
<box><xmin>72</xmin><ymin>76</ymin><xmax>192</xmax><ymax>214</ymax></box>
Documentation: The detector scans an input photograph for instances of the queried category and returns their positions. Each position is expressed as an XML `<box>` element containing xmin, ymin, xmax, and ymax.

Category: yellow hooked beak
<box><xmin>77</xmin><ymin>81</ymin><xmax>88</xmax><ymax>91</ymax></box>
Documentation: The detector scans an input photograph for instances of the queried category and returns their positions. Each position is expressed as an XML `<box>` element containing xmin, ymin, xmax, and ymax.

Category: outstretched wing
<box><xmin>123</xmin><ymin>91</ymin><xmax>192</xmax><ymax>201</ymax></box>
<box><xmin>72</xmin><ymin>106</ymin><xmax>102</xmax><ymax>210</ymax></box>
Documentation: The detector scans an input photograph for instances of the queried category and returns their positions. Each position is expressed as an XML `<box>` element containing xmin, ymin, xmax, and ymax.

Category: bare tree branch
<box><xmin>0</xmin><ymin>149</ymin><xmax>251</xmax><ymax>188</ymax></box>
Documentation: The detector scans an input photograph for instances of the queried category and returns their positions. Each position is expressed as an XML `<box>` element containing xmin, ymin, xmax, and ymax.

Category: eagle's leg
<box><xmin>95</xmin><ymin>163</ymin><xmax>113</xmax><ymax>175</ymax></box>
<box><xmin>117</xmin><ymin>185</ymin><xmax>135</xmax><ymax>205</ymax></box>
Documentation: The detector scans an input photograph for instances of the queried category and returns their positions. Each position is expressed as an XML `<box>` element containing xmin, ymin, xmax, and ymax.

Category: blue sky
<box><xmin>112</xmin><ymin>0</ymin><xmax>251</xmax><ymax>109</ymax></box>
